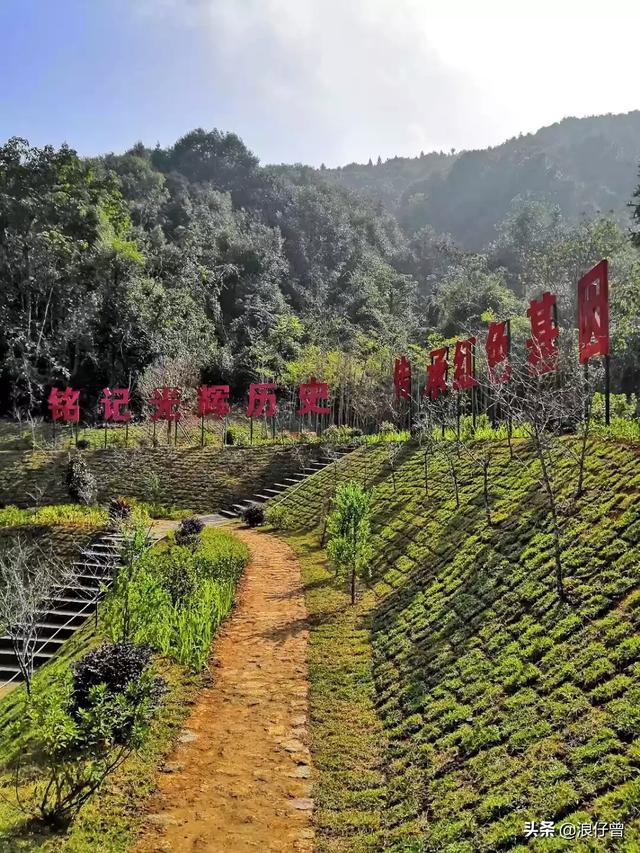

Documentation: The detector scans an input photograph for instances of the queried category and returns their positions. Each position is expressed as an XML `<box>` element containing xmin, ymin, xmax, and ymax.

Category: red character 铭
<box><xmin>394</xmin><ymin>356</ymin><xmax>412</xmax><ymax>401</ymax></box>
<box><xmin>197</xmin><ymin>385</ymin><xmax>230</xmax><ymax>418</ymax></box>
<box><xmin>99</xmin><ymin>388</ymin><xmax>131</xmax><ymax>422</ymax></box>
<box><xmin>298</xmin><ymin>377</ymin><xmax>331</xmax><ymax>416</ymax></box>
<box><xmin>424</xmin><ymin>347</ymin><xmax>449</xmax><ymax>401</ymax></box>
<box><xmin>578</xmin><ymin>259</ymin><xmax>609</xmax><ymax>365</ymax></box>
<box><xmin>48</xmin><ymin>387</ymin><xmax>80</xmax><ymax>423</ymax></box>
<box><xmin>526</xmin><ymin>292</ymin><xmax>559</xmax><ymax>374</ymax></box>
<box><xmin>246</xmin><ymin>383</ymin><xmax>277</xmax><ymax>418</ymax></box>
<box><xmin>486</xmin><ymin>320</ymin><xmax>512</xmax><ymax>384</ymax></box>
<box><xmin>452</xmin><ymin>337</ymin><xmax>478</xmax><ymax>391</ymax></box>
<box><xmin>149</xmin><ymin>387</ymin><xmax>181</xmax><ymax>422</ymax></box>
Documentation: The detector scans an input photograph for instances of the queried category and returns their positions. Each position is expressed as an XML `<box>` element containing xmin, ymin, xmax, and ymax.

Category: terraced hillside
<box><xmin>0</xmin><ymin>444</ymin><xmax>317</xmax><ymax>511</ymax></box>
<box><xmin>274</xmin><ymin>440</ymin><xmax>640</xmax><ymax>851</ymax></box>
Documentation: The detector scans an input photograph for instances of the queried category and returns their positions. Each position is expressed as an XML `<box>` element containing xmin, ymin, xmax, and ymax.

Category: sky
<box><xmin>0</xmin><ymin>0</ymin><xmax>638</xmax><ymax>168</ymax></box>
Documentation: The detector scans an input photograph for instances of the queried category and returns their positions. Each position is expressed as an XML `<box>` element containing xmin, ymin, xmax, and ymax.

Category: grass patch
<box><xmin>0</xmin><ymin>527</ymin><xmax>248</xmax><ymax>851</ymax></box>
<box><xmin>273</xmin><ymin>437</ymin><xmax>640</xmax><ymax>850</ymax></box>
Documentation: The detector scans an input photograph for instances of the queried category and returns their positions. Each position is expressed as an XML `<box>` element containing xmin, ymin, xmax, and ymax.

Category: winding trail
<box><xmin>136</xmin><ymin>529</ymin><xmax>314</xmax><ymax>853</ymax></box>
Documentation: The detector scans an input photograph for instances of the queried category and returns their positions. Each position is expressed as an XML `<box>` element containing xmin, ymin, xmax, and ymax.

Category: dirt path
<box><xmin>135</xmin><ymin>529</ymin><xmax>314</xmax><ymax>853</ymax></box>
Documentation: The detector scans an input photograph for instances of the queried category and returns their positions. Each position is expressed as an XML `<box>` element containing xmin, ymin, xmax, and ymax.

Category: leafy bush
<box><xmin>592</xmin><ymin>392</ymin><xmax>636</xmax><ymax>421</ymax></box>
<box><xmin>14</xmin><ymin>651</ymin><xmax>164</xmax><ymax>827</ymax></box>
<box><xmin>265</xmin><ymin>503</ymin><xmax>293</xmax><ymax>530</ymax></box>
<box><xmin>104</xmin><ymin>529</ymin><xmax>249</xmax><ymax>671</ymax></box>
<box><xmin>242</xmin><ymin>503</ymin><xmax>265</xmax><ymax>527</ymax></box>
<box><xmin>70</xmin><ymin>641</ymin><xmax>158</xmax><ymax>715</ymax></box>
<box><xmin>175</xmin><ymin>515</ymin><xmax>205</xmax><ymax>547</ymax></box>
<box><xmin>142</xmin><ymin>471</ymin><xmax>162</xmax><ymax>504</ymax></box>
<box><xmin>379</xmin><ymin>421</ymin><xmax>396</xmax><ymax>434</ymax></box>
<box><xmin>323</xmin><ymin>424</ymin><xmax>363</xmax><ymax>442</ymax></box>
<box><xmin>65</xmin><ymin>453</ymin><xmax>97</xmax><ymax>505</ymax></box>
<box><xmin>108</xmin><ymin>497</ymin><xmax>133</xmax><ymax>522</ymax></box>
<box><xmin>156</xmin><ymin>545</ymin><xmax>197</xmax><ymax>604</ymax></box>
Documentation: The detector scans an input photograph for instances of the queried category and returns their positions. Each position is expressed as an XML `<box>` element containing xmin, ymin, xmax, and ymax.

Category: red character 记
<box><xmin>394</xmin><ymin>356</ymin><xmax>412</xmax><ymax>401</ymax></box>
<box><xmin>526</xmin><ymin>292</ymin><xmax>559</xmax><ymax>374</ymax></box>
<box><xmin>99</xmin><ymin>388</ymin><xmax>131</xmax><ymax>422</ymax></box>
<box><xmin>424</xmin><ymin>347</ymin><xmax>449</xmax><ymax>400</ymax></box>
<box><xmin>578</xmin><ymin>259</ymin><xmax>609</xmax><ymax>365</ymax></box>
<box><xmin>298</xmin><ymin>377</ymin><xmax>330</xmax><ymax>416</ymax></box>
<box><xmin>197</xmin><ymin>385</ymin><xmax>230</xmax><ymax>418</ymax></box>
<box><xmin>148</xmin><ymin>387</ymin><xmax>181</xmax><ymax>422</ymax></box>
<box><xmin>48</xmin><ymin>387</ymin><xmax>80</xmax><ymax>423</ymax></box>
<box><xmin>486</xmin><ymin>320</ymin><xmax>512</xmax><ymax>384</ymax></box>
<box><xmin>246</xmin><ymin>383</ymin><xmax>277</xmax><ymax>418</ymax></box>
<box><xmin>452</xmin><ymin>338</ymin><xmax>477</xmax><ymax>391</ymax></box>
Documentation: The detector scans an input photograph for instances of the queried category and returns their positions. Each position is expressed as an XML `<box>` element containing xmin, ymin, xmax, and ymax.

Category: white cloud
<box><xmin>137</xmin><ymin>0</ymin><xmax>640</xmax><ymax>165</ymax></box>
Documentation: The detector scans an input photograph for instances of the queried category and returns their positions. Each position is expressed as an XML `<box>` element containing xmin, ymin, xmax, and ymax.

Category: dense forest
<box><xmin>1</xmin><ymin>111</ymin><xmax>640</xmax><ymax>419</ymax></box>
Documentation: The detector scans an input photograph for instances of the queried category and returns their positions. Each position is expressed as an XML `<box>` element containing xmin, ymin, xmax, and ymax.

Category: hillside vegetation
<box><xmin>3</xmin><ymin>112</ymin><xmax>640</xmax><ymax>423</ymax></box>
<box><xmin>321</xmin><ymin>111</ymin><xmax>640</xmax><ymax>249</ymax></box>
<box><xmin>275</xmin><ymin>439</ymin><xmax>640</xmax><ymax>850</ymax></box>
<box><xmin>0</xmin><ymin>444</ymin><xmax>315</xmax><ymax>511</ymax></box>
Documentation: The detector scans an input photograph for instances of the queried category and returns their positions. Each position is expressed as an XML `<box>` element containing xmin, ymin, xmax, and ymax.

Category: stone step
<box><xmin>42</xmin><ymin>608</ymin><xmax>89</xmax><ymax>626</ymax></box>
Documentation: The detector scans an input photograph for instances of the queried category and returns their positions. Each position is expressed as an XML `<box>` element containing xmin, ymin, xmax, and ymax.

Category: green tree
<box><xmin>326</xmin><ymin>481</ymin><xmax>373</xmax><ymax>604</ymax></box>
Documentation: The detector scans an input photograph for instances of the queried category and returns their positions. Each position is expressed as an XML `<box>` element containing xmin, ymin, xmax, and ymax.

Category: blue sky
<box><xmin>1</xmin><ymin>1</ymin><xmax>638</xmax><ymax>167</ymax></box>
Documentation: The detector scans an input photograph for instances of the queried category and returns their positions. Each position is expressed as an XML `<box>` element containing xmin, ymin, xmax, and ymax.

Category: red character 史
<box><xmin>298</xmin><ymin>377</ymin><xmax>330</xmax><ymax>416</ymax></box>
<box><xmin>48</xmin><ymin>387</ymin><xmax>80</xmax><ymax>423</ymax></box>
<box><xmin>394</xmin><ymin>356</ymin><xmax>412</xmax><ymax>401</ymax></box>
<box><xmin>197</xmin><ymin>385</ymin><xmax>230</xmax><ymax>418</ymax></box>
<box><xmin>246</xmin><ymin>383</ymin><xmax>277</xmax><ymax>418</ymax></box>
<box><xmin>486</xmin><ymin>320</ymin><xmax>512</xmax><ymax>384</ymax></box>
<box><xmin>578</xmin><ymin>259</ymin><xmax>609</xmax><ymax>364</ymax></box>
<box><xmin>149</xmin><ymin>387</ymin><xmax>181</xmax><ymax>422</ymax></box>
<box><xmin>452</xmin><ymin>338</ymin><xmax>477</xmax><ymax>391</ymax></box>
<box><xmin>99</xmin><ymin>388</ymin><xmax>131</xmax><ymax>422</ymax></box>
<box><xmin>424</xmin><ymin>347</ymin><xmax>449</xmax><ymax>400</ymax></box>
<box><xmin>526</xmin><ymin>292</ymin><xmax>559</xmax><ymax>374</ymax></box>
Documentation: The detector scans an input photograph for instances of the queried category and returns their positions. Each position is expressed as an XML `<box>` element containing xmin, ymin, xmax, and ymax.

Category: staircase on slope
<box><xmin>218</xmin><ymin>448</ymin><xmax>349</xmax><ymax>520</ymax></box>
<box><xmin>0</xmin><ymin>531</ymin><xmax>125</xmax><ymax>686</ymax></box>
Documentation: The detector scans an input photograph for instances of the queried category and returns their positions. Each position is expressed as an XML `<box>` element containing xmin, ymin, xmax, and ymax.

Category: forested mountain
<box><xmin>1</xmin><ymin>114</ymin><xmax>640</xmax><ymax>419</ymax></box>
<box><xmin>319</xmin><ymin>111</ymin><xmax>640</xmax><ymax>250</ymax></box>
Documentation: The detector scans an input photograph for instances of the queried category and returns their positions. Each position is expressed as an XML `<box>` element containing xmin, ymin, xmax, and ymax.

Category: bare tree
<box><xmin>504</xmin><ymin>355</ymin><xmax>587</xmax><ymax>603</ymax></box>
<box><xmin>0</xmin><ymin>538</ymin><xmax>72</xmax><ymax>695</ymax></box>
<box><xmin>460</xmin><ymin>443</ymin><xmax>493</xmax><ymax>525</ymax></box>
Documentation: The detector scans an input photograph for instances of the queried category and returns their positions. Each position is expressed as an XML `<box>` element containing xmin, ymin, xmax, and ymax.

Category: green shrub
<box><xmin>265</xmin><ymin>503</ymin><xmax>293</xmax><ymax>530</ymax></box>
<box><xmin>175</xmin><ymin>515</ymin><xmax>205</xmax><ymax>548</ymax></box>
<box><xmin>104</xmin><ymin>529</ymin><xmax>248</xmax><ymax>671</ymax></box>
<box><xmin>13</xmin><ymin>656</ymin><xmax>163</xmax><ymax>827</ymax></box>
<box><xmin>108</xmin><ymin>497</ymin><xmax>133</xmax><ymax>523</ymax></box>
<box><xmin>242</xmin><ymin>503</ymin><xmax>265</xmax><ymax>527</ymax></box>
<box><xmin>65</xmin><ymin>453</ymin><xmax>97</xmax><ymax>505</ymax></box>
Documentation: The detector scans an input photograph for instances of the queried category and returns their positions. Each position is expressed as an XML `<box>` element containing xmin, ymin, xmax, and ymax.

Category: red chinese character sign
<box><xmin>394</xmin><ymin>357</ymin><xmax>412</xmax><ymax>401</ymax></box>
<box><xmin>48</xmin><ymin>387</ymin><xmax>80</xmax><ymax>422</ymax></box>
<box><xmin>526</xmin><ymin>292</ymin><xmax>559</xmax><ymax>375</ymax></box>
<box><xmin>452</xmin><ymin>338</ymin><xmax>478</xmax><ymax>391</ymax></box>
<box><xmin>424</xmin><ymin>347</ymin><xmax>449</xmax><ymax>400</ymax></box>
<box><xmin>246</xmin><ymin>383</ymin><xmax>277</xmax><ymax>418</ymax></box>
<box><xmin>486</xmin><ymin>321</ymin><xmax>512</xmax><ymax>384</ymax></box>
<box><xmin>99</xmin><ymin>388</ymin><xmax>131</xmax><ymax>422</ymax></box>
<box><xmin>149</xmin><ymin>387</ymin><xmax>181</xmax><ymax>421</ymax></box>
<box><xmin>298</xmin><ymin>377</ymin><xmax>330</xmax><ymax>416</ymax></box>
<box><xmin>197</xmin><ymin>385</ymin><xmax>230</xmax><ymax>418</ymax></box>
<box><xmin>578</xmin><ymin>259</ymin><xmax>609</xmax><ymax>365</ymax></box>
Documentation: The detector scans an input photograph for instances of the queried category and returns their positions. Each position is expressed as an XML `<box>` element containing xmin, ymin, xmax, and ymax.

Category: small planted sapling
<box><xmin>326</xmin><ymin>481</ymin><xmax>373</xmax><ymax>605</ymax></box>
